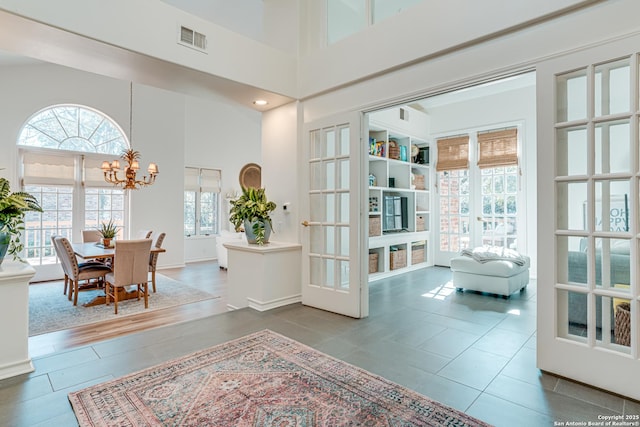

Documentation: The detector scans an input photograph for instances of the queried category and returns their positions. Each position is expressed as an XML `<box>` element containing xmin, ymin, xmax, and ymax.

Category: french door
<box><xmin>537</xmin><ymin>35</ymin><xmax>640</xmax><ymax>399</ymax></box>
<box><xmin>435</xmin><ymin>134</ymin><xmax>522</xmax><ymax>266</ymax></box>
<box><xmin>301</xmin><ymin>112</ymin><xmax>368</xmax><ymax>318</ymax></box>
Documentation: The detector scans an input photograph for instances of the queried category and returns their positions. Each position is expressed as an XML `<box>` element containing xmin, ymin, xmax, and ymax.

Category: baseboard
<box><xmin>0</xmin><ymin>358</ymin><xmax>34</xmax><ymax>380</ymax></box>
<box><xmin>247</xmin><ymin>294</ymin><xmax>302</xmax><ymax>312</ymax></box>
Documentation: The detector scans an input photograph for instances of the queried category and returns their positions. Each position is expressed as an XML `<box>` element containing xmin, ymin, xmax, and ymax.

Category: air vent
<box><xmin>399</xmin><ymin>107</ymin><xmax>409</xmax><ymax>121</ymax></box>
<box><xmin>179</xmin><ymin>26</ymin><xmax>207</xmax><ymax>51</ymax></box>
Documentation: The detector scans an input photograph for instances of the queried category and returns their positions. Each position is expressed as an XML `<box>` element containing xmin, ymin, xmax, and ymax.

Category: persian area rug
<box><xmin>68</xmin><ymin>329</ymin><xmax>491</xmax><ymax>427</ymax></box>
<box><xmin>29</xmin><ymin>274</ymin><xmax>219</xmax><ymax>336</ymax></box>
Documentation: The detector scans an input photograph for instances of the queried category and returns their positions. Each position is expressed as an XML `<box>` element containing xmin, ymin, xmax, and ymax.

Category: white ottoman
<box><xmin>450</xmin><ymin>251</ymin><xmax>530</xmax><ymax>297</ymax></box>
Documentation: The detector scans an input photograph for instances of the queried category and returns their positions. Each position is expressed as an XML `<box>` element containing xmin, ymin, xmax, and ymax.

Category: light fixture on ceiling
<box><xmin>253</xmin><ymin>99</ymin><xmax>268</xmax><ymax>106</ymax></box>
<box><xmin>101</xmin><ymin>82</ymin><xmax>159</xmax><ymax>190</ymax></box>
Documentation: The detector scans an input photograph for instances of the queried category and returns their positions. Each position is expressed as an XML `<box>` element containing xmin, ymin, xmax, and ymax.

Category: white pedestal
<box><xmin>0</xmin><ymin>261</ymin><xmax>36</xmax><ymax>380</ymax></box>
<box><xmin>224</xmin><ymin>240</ymin><xmax>302</xmax><ymax>311</ymax></box>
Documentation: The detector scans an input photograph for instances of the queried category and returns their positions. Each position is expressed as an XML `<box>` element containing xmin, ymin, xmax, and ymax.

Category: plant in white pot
<box><xmin>229</xmin><ymin>186</ymin><xmax>276</xmax><ymax>245</ymax></box>
<box><xmin>0</xmin><ymin>176</ymin><xmax>43</xmax><ymax>265</ymax></box>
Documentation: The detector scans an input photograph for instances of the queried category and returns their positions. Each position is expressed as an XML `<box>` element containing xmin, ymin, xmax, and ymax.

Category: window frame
<box><xmin>184</xmin><ymin>167</ymin><xmax>221</xmax><ymax>237</ymax></box>
<box><xmin>16</xmin><ymin>103</ymin><xmax>130</xmax><ymax>268</ymax></box>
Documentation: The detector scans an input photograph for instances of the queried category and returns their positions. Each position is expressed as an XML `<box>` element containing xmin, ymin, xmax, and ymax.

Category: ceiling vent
<box><xmin>399</xmin><ymin>107</ymin><xmax>409</xmax><ymax>121</ymax></box>
<box><xmin>179</xmin><ymin>26</ymin><xmax>207</xmax><ymax>52</ymax></box>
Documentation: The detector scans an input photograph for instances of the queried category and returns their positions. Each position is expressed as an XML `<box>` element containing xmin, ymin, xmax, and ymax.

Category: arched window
<box><xmin>17</xmin><ymin>105</ymin><xmax>128</xmax><ymax>276</ymax></box>
<box><xmin>18</xmin><ymin>104</ymin><xmax>128</xmax><ymax>153</ymax></box>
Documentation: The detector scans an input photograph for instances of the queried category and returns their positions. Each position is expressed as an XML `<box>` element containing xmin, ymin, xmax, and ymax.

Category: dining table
<box><xmin>71</xmin><ymin>241</ymin><xmax>166</xmax><ymax>307</ymax></box>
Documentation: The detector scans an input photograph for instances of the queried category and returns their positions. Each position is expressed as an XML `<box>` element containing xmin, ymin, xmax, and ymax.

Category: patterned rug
<box><xmin>29</xmin><ymin>274</ymin><xmax>219</xmax><ymax>336</ymax></box>
<box><xmin>68</xmin><ymin>330</ymin><xmax>491</xmax><ymax>426</ymax></box>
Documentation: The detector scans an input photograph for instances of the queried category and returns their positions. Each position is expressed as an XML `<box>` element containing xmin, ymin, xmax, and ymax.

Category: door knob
<box><xmin>301</xmin><ymin>220</ymin><xmax>310</xmax><ymax>227</ymax></box>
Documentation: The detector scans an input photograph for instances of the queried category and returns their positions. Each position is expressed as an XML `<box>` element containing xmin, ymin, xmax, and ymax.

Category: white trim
<box><xmin>247</xmin><ymin>294</ymin><xmax>302</xmax><ymax>312</ymax></box>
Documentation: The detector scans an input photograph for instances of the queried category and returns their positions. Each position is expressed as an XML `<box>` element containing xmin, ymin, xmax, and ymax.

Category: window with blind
<box><xmin>184</xmin><ymin>167</ymin><xmax>221</xmax><ymax>237</ymax></box>
<box><xmin>434</xmin><ymin>126</ymin><xmax>521</xmax><ymax>259</ymax></box>
<box><xmin>477</xmin><ymin>128</ymin><xmax>518</xmax><ymax>169</ymax></box>
<box><xmin>435</xmin><ymin>135</ymin><xmax>470</xmax><ymax>171</ymax></box>
<box><xmin>17</xmin><ymin>105</ymin><xmax>127</xmax><ymax>268</ymax></box>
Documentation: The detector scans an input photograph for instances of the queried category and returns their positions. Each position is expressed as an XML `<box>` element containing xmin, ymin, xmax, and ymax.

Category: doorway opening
<box><xmin>365</xmin><ymin>71</ymin><xmax>536</xmax><ymax>281</ymax></box>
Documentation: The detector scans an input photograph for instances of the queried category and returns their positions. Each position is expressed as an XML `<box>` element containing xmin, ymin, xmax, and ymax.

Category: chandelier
<box><xmin>101</xmin><ymin>82</ymin><xmax>159</xmax><ymax>190</ymax></box>
<box><xmin>101</xmin><ymin>149</ymin><xmax>158</xmax><ymax>190</ymax></box>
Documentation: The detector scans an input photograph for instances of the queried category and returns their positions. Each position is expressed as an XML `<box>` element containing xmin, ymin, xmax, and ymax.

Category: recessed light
<box><xmin>253</xmin><ymin>99</ymin><xmax>268</xmax><ymax>106</ymax></box>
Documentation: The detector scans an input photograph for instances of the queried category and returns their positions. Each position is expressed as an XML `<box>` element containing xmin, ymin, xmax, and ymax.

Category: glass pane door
<box><xmin>302</xmin><ymin>112</ymin><xmax>366</xmax><ymax>318</ymax></box>
<box><xmin>479</xmin><ymin>166</ymin><xmax>519</xmax><ymax>249</ymax></box>
<box><xmin>537</xmin><ymin>38</ymin><xmax>640</xmax><ymax>400</ymax></box>
<box><xmin>435</xmin><ymin>153</ymin><xmax>521</xmax><ymax>266</ymax></box>
<box><xmin>436</xmin><ymin>170</ymin><xmax>470</xmax><ymax>264</ymax></box>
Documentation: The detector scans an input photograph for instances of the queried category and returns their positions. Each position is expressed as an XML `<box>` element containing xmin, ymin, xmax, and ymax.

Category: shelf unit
<box><xmin>367</xmin><ymin>107</ymin><xmax>432</xmax><ymax>280</ymax></box>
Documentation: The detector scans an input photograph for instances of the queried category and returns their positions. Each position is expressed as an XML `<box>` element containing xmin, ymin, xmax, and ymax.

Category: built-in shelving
<box><xmin>367</xmin><ymin>106</ymin><xmax>432</xmax><ymax>280</ymax></box>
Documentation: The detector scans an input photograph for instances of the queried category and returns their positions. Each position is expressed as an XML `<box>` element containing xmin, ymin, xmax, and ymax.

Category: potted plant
<box><xmin>0</xmin><ymin>176</ymin><xmax>43</xmax><ymax>265</ymax></box>
<box><xmin>229</xmin><ymin>186</ymin><xmax>276</xmax><ymax>245</ymax></box>
<box><xmin>97</xmin><ymin>219</ymin><xmax>119</xmax><ymax>247</ymax></box>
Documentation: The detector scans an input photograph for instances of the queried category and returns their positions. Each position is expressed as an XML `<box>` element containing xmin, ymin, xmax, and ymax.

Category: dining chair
<box><xmin>55</xmin><ymin>236</ymin><xmax>112</xmax><ymax>305</ymax></box>
<box><xmin>51</xmin><ymin>235</ymin><xmax>70</xmax><ymax>296</ymax></box>
<box><xmin>104</xmin><ymin>238</ymin><xmax>152</xmax><ymax>314</ymax></box>
<box><xmin>148</xmin><ymin>232</ymin><xmax>166</xmax><ymax>293</ymax></box>
<box><xmin>82</xmin><ymin>229</ymin><xmax>102</xmax><ymax>243</ymax></box>
<box><xmin>136</xmin><ymin>230</ymin><xmax>153</xmax><ymax>239</ymax></box>
<box><xmin>81</xmin><ymin>228</ymin><xmax>113</xmax><ymax>272</ymax></box>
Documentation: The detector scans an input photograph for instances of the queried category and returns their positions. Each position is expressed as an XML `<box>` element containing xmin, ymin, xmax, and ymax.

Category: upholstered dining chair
<box><xmin>55</xmin><ymin>236</ymin><xmax>112</xmax><ymax>305</ymax></box>
<box><xmin>148</xmin><ymin>232</ymin><xmax>166</xmax><ymax>293</ymax></box>
<box><xmin>136</xmin><ymin>230</ymin><xmax>153</xmax><ymax>239</ymax></box>
<box><xmin>52</xmin><ymin>234</ymin><xmax>94</xmax><ymax>298</ymax></box>
<box><xmin>51</xmin><ymin>235</ymin><xmax>70</xmax><ymax>296</ymax></box>
<box><xmin>82</xmin><ymin>229</ymin><xmax>102</xmax><ymax>243</ymax></box>
<box><xmin>104</xmin><ymin>239</ymin><xmax>152</xmax><ymax>314</ymax></box>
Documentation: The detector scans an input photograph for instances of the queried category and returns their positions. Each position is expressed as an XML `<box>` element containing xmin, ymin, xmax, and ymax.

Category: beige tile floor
<box><xmin>1</xmin><ymin>265</ymin><xmax>639</xmax><ymax>426</ymax></box>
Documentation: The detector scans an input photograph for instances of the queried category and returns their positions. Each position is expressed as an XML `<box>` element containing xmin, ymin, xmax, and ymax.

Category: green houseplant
<box><xmin>229</xmin><ymin>186</ymin><xmax>276</xmax><ymax>245</ymax></box>
<box><xmin>97</xmin><ymin>219</ymin><xmax>119</xmax><ymax>247</ymax></box>
<box><xmin>0</xmin><ymin>176</ymin><xmax>43</xmax><ymax>264</ymax></box>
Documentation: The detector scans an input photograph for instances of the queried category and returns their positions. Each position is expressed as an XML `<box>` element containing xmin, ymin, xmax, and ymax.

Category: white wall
<box><xmin>261</xmin><ymin>101</ymin><xmax>300</xmax><ymax>244</ymax></box>
<box><xmin>127</xmin><ymin>83</ymin><xmax>185</xmax><ymax>269</ymax></box>
<box><xmin>302</xmin><ymin>1</ymin><xmax>640</xmax><ymax>123</ymax></box>
<box><xmin>299</xmin><ymin>0</ymin><xmax>594</xmax><ymax>97</ymax></box>
<box><xmin>0</xmin><ymin>62</ymin><xmax>263</xmax><ymax>267</ymax></box>
<box><xmin>182</xmin><ymin>93</ymin><xmax>263</xmax><ymax>261</ymax></box>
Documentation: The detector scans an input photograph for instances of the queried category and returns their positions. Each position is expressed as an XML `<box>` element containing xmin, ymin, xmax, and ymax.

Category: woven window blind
<box><xmin>436</xmin><ymin>135</ymin><xmax>469</xmax><ymax>171</ymax></box>
<box><xmin>477</xmin><ymin>128</ymin><xmax>518</xmax><ymax>169</ymax></box>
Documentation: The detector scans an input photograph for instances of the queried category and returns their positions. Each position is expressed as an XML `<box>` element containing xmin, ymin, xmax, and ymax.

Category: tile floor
<box><xmin>1</xmin><ymin>266</ymin><xmax>639</xmax><ymax>426</ymax></box>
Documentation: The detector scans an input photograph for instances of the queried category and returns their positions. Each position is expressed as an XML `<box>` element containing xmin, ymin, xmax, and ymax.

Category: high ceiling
<box><xmin>0</xmin><ymin>4</ymin><xmax>535</xmax><ymax>113</ymax></box>
<box><xmin>0</xmin><ymin>7</ymin><xmax>294</xmax><ymax>111</ymax></box>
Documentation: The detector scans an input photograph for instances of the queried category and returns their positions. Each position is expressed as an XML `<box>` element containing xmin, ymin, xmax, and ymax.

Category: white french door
<box><xmin>537</xmin><ymin>35</ymin><xmax>640</xmax><ymax>399</ymax></box>
<box><xmin>435</xmin><ymin>134</ymin><xmax>522</xmax><ymax>266</ymax></box>
<box><xmin>301</xmin><ymin>112</ymin><xmax>368</xmax><ymax>318</ymax></box>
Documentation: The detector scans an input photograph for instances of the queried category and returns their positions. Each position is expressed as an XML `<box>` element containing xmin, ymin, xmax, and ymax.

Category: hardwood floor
<box><xmin>28</xmin><ymin>260</ymin><xmax>228</xmax><ymax>357</ymax></box>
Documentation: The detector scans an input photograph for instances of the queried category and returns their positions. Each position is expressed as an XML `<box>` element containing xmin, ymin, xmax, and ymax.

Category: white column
<box><xmin>0</xmin><ymin>261</ymin><xmax>36</xmax><ymax>380</ymax></box>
